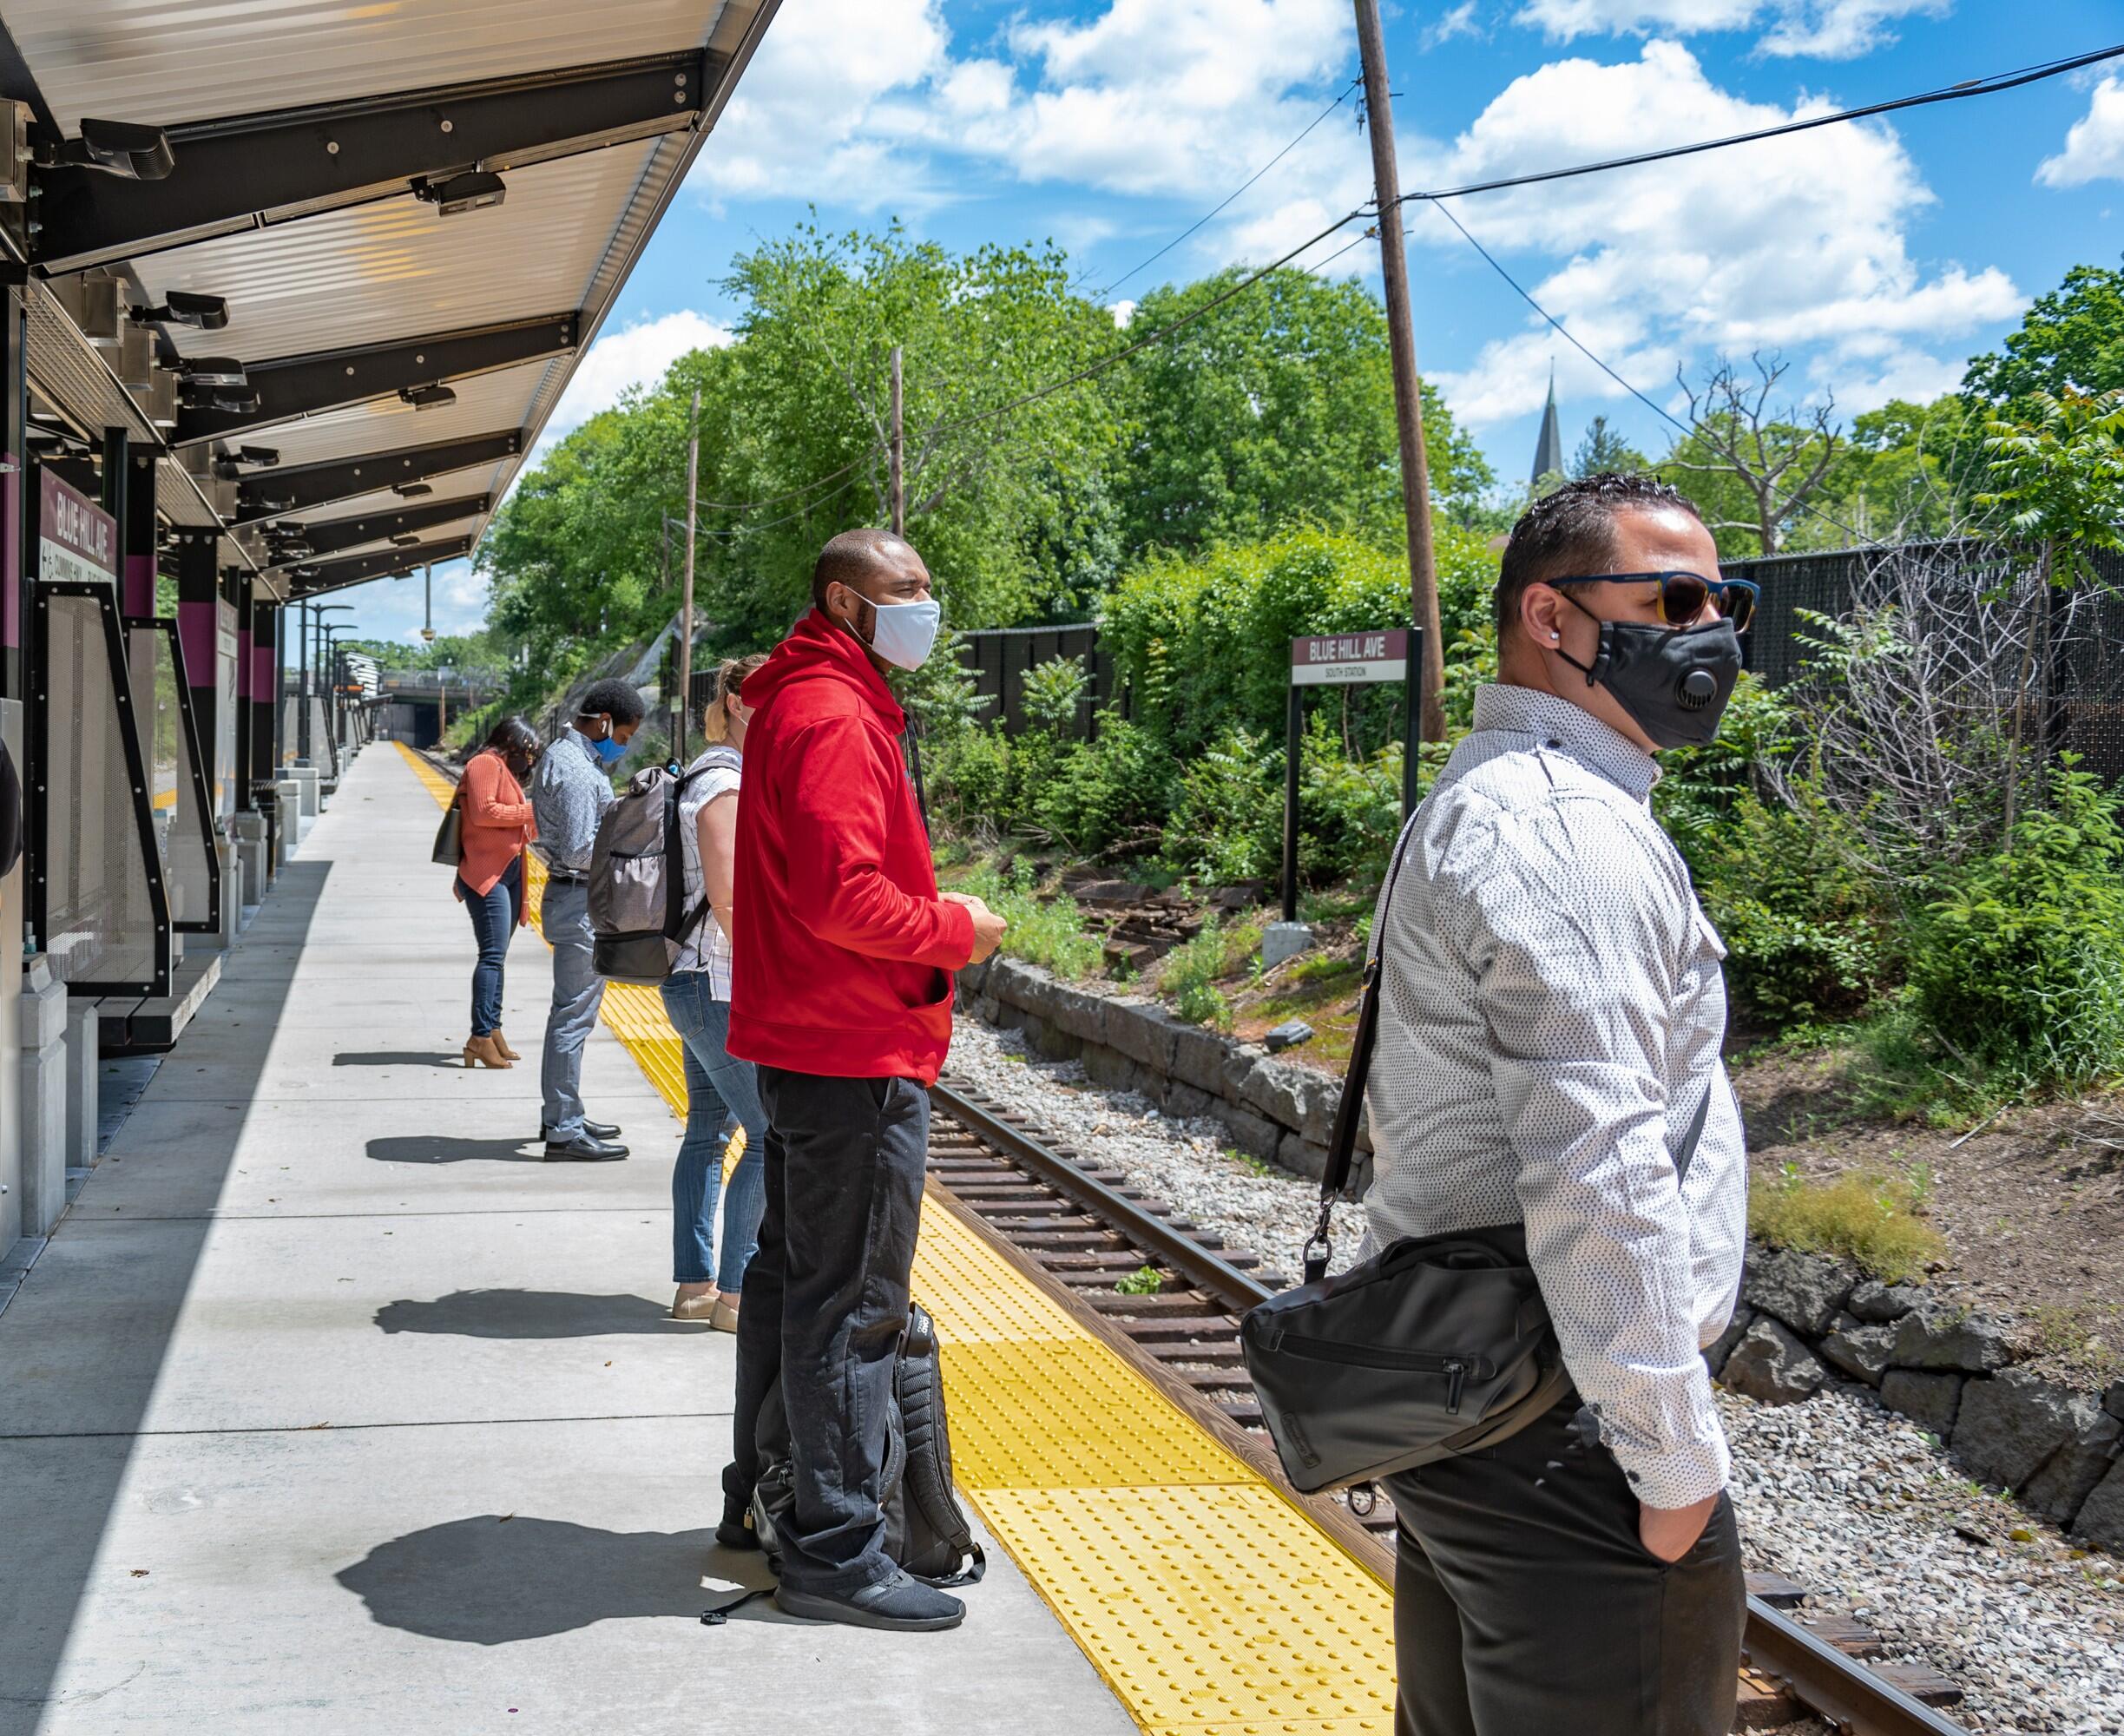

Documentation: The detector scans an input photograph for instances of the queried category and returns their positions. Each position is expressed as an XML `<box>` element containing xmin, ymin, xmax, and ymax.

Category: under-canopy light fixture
<box><xmin>43</xmin><ymin>117</ymin><xmax>174</xmax><ymax>181</ymax></box>
<box><xmin>253</xmin><ymin>493</ymin><xmax>295</xmax><ymax>513</ymax></box>
<box><xmin>412</xmin><ymin>169</ymin><xmax>505</xmax><ymax>217</ymax></box>
<box><xmin>180</xmin><ymin>357</ymin><xmax>247</xmax><ymax>388</ymax></box>
<box><xmin>180</xmin><ymin>382</ymin><xmax>258</xmax><ymax>415</ymax></box>
<box><xmin>399</xmin><ymin>385</ymin><xmax>455</xmax><ymax>411</ymax></box>
<box><xmin>391</xmin><ymin>482</ymin><xmax>433</xmax><ymax>498</ymax></box>
<box><xmin>130</xmin><ymin>290</ymin><xmax>228</xmax><ymax>331</ymax></box>
<box><xmin>236</xmin><ymin>445</ymin><xmax>279</xmax><ymax>467</ymax></box>
<box><xmin>389</xmin><ymin>534</ymin><xmax>423</xmax><ymax>547</ymax></box>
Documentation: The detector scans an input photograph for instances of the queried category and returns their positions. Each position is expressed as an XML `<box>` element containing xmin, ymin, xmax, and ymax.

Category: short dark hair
<box><xmin>811</xmin><ymin>527</ymin><xmax>912</xmax><ymax>611</ymax></box>
<box><xmin>483</xmin><ymin>714</ymin><xmax>540</xmax><ymax>756</ymax></box>
<box><xmin>1495</xmin><ymin>473</ymin><xmax>1706</xmax><ymax>638</ymax></box>
<box><xmin>576</xmin><ymin>678</ymin><xmax>646</xmax><ymax>727</ymax></box>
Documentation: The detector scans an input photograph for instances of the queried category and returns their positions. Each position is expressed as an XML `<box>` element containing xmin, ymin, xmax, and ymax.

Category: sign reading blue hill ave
<box><xmin>1290</xmin><ymin>628</ymin><xmax>1409</xmax><ymax>687</ymax></box>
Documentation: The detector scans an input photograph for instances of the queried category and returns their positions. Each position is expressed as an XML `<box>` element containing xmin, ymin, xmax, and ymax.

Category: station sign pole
<box><xmin>1280</xmin><ymin>625</ymin><xmax>1424</xmax><ymax>928</ymax></box>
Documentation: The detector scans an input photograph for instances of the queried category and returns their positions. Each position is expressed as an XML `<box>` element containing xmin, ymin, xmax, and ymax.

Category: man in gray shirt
<box><xmin>1369</xmin><ymin>474</ymin><xmax>1754</xmax><ymax>1733</ymax></box>
<box><xmin>529</xmin><ymin>677</ymin><xmax>644</xmax><ymax>1161</ymax></box>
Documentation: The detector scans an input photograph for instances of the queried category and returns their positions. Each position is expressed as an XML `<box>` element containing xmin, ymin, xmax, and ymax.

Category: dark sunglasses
<box><xmin>1544</xmin><ymin>569</ymin><xmax>1758</xmax><ymax>635</ymax></box>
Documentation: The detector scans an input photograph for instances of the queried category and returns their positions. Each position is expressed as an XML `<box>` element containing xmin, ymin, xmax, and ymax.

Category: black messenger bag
<box><xmin>1240</xmin><ymin>831</ymin><xmax>1713</xmax><ymax>1495</ymax></box>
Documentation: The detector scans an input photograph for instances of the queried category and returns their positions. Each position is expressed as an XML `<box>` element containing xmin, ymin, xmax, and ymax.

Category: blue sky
<box><xmin>337</xmin><ymin>0</ymin><xmax>2124</xmax><ymax>648</ymax></box>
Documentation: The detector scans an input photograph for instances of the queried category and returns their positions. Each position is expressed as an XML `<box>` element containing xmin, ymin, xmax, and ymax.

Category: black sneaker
<box><xmin>540</xmin><ymin>1119</ymin><xmax>621</xmax><ymax>1141</ymax></box>
<box><xmin>543</xmin><ymin>1134</ymin><xmax>628</xmax><ymax>1162</ymax></box>
<box><xmin>774</xmin><ymin>1572</ymin><xmax>964</xmax><ymax>1632</ymax></box>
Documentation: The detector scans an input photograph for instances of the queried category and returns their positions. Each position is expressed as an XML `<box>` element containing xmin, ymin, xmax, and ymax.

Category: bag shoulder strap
<box><xmin>1302</xmin><ymin>822</ymin><xmax>1721</xmax><ymax>1285</ymax></box>
<box><xmin>1304</xmin><ymin>820</ymin><xmax>1418</xmax><ymax>1282</ymax></box>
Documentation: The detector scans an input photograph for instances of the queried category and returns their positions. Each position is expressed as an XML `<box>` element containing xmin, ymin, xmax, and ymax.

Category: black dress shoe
<box><xmin>540</xmin><ymin>1119</ymin><xmax>621</xmax><ymax>1141</ymax></box>
<box><xmin>543</xmin><ymin>1134</ymin><xmax>629</xmax><ymax>1162</ymax></box>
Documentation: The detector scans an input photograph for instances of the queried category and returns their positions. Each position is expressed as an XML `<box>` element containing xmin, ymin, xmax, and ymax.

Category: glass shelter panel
<box><xmin>37</xmin><ymin>589</ymin><xmax>170</xmax><ymax>993</ymax></box>
<box><xmin>129</xmin><ymin>622</ymin><xmax>218</xmax><ymax>932</ymax></box>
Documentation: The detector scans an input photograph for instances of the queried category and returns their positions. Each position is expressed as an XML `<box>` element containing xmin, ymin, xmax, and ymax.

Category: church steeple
<box><xmin>1529</xmin><ymin>362</ymin><xmax>1564</xmax><ymax>489</ymax></box>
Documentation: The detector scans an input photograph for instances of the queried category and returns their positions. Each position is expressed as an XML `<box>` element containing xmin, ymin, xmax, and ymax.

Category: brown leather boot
<box><xmin>490</xmin><ymin>1029</ymin><xmax>523</xmax><ymax>1061</ymax></box>
<box><xmin>463</xmin><ymin>1034</ymin><xmax>513</xmax><ymax>1069</ymax></box>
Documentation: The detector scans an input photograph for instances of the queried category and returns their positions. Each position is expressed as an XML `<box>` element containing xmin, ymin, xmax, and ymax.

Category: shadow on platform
<box><xmin>373</xmin><ymin>1290</ymin><xmax>695</xmax><ymax>1338</ymax></box>
<box><xmin>335</xmin><ymin>1516</ymin><xmax>768</xmax><ymax>1643</ymax></box>
<box><xmin>366</xmin><ymin>1134</ymin><xmax>540</xmax><ymax>1165</ymax></box>
<box><xmin>333</xmin><ymin>1050</ymin><xmax>468</xmax><ymax>1069</ymax></box>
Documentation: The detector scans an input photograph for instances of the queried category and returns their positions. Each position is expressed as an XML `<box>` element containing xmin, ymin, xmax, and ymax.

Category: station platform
<box><xmin>0</xmin><ymin>744</ymin><xmax>1138</xmax><ymax>1736</ymax></box>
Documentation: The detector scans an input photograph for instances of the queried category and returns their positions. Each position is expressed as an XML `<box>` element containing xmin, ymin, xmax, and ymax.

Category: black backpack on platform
<box><xmin>749</xmin><ymin>1302</ymin><xmax>985</xmax><ymax>1588</ymax></box>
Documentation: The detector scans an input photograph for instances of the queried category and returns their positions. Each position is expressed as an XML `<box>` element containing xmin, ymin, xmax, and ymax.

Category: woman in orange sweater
<box><xmin>455</xmin><ymin>717</ymin><xmax>541</xmax><ymax>1069</ymax></box>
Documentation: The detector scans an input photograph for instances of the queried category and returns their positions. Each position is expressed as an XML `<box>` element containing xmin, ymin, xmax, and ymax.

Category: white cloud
<box><xmin>2036</xmin><ymin>76</ymin><xmax>2124</xmax><ymax>187</ymax></box>
<box><xmin>539</xmin><ymin>311</ymin><xmax>733</xmax><ymax>449</ymax></box>
<box><xmin>1513</xmin><ymin>0</ymin><xmax>1949</xmax><ymax>58</ymax></box>
<box><xmin>687</xmin><ymin>0</ymin><xmax>953</xmax><ymax>207</ymax></box>
<box><xmin>1424</xmin><ymin>2</ymin><xmax>1485</xmax><ymax>49</ymax></box>
<box><xmin>1417</xmin><ymin>43</ymin><xmax>2020</xmax><ymax>425</ymax></box>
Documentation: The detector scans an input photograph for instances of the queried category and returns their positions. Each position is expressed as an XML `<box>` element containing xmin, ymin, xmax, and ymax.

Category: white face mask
<box><xmin>851</xmin><ymin>592</ymin><xmax>941</xmax><ymax>671</ymax></box>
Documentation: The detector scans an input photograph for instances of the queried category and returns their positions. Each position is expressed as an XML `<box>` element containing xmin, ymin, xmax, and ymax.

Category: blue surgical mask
<box><xmin>590</xmin><ymin>732</ymin><xmax>626</xmax><ymax>766</ymax></box>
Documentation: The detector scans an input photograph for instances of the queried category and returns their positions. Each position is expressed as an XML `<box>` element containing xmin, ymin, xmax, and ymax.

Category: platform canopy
<box><xmin>0</xmin><ymin>0</ymin><xmax>780</xmax><ymax>597</ymax></box>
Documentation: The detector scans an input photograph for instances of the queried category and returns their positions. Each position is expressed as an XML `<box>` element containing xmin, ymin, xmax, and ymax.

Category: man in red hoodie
<box><xmin>724</xmin><ymin>527</ymin><xmax>1006</xmax><ymax>1632</ymax></box>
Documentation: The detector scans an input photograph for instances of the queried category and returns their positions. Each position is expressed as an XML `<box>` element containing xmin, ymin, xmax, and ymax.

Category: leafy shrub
<box><xmin>1699</xmin><ymin>793</ymin><xmax>1885</xmax><ymax>1026</ymax></box>
<box><xmin>957</xmin><ymin>861</ymin><xmax>1105</xmax><ymax>978</ymax></box>
<box><xmin>1034</xmin><ymin>717</ymin><xmax>1177</xmax><ymax>856</ymax></box>
<box><xmin>1165</xmin><ymin>727</ymin><xmax>1281</xmax><ymax>883</ymax></box>
<box><xmin>1749</xmin><ymin>1163</ymin><xmax>1945</xmax><ymax>1284</ymax></box>
<box><xmin>1652</xmin><ymin>673</ymin><xmax>1791</xmax><ymax>878</ymax></box>
<box><xmin>1904</xmin><ymin>764</ymin><xmax>2124</xmax><ymax>1086</ymax></box>
<box><xmin>1161</xmin><ymin>919</ymin><xmax>1233</xmax><ymax>1029</ymax></box>
<box><xmin>1299</xmin><ymin>714</ymin><xmax>1404</xmax><ymax>886</ymax></box>
<box><xmin>927</xmin><ymin>726</ymin><xmax>1013</xmax><ymax>835</ymax></box>
<box><xmin>1021</xmin><ymin>653</ymin><xmax>1088</xmax><ymax>734</ymax></box>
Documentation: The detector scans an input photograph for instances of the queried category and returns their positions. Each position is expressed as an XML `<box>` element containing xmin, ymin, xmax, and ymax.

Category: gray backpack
<box><xmin>586</xmin><ymin>749</ymin><xmax>736</xmax><ymax>985</ymax></box>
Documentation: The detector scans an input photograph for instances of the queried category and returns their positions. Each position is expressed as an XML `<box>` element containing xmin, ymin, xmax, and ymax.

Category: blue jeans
<box><xmin>539</xmin><ymin>878</ymin><xmax>605</xmax><ymax>1141</ymax></box>
<box><xmin>456</xmin><ymin>858</ymin><xmax>522</xmax><ymax>1037</ymax></box>
<box><xmin>659</xmin><ymin>971</ymin><xmax>767</xmax><ymax>1292</ymax></box>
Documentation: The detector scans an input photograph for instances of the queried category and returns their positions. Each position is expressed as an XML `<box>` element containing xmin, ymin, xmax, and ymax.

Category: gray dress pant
<box><xmin>537</xmin><ymin>878</ymin><xmax>605</xmax><ymax>1141</ymax></box>
<box><xmin>1383</xmin><ymin>1392</ymin><xmax>1744</xmax><ymax>1736</ymax></box>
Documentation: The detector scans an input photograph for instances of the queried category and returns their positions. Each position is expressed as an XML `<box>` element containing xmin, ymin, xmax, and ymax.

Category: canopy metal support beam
<box><xmin>174</xmin><ymin>313</ymin><xmax>575</xmax><ymax>445</ymax></box>
<box><xmin>31</xmin><ymin>51</ymin><xmax>716</xmax><ymax>273</ymax></box>
<box><xmin>234</xmin><ymin>429</ymin><xmax>522</xmax><ymax>523</ymax></box>
<box><xmin>265</xmin><ymin>493</ymin><xmax>490</xmax><ymax>564</ymax></box>
<box><xmin>288</xmin><ymin>535</ymin><xmax>472</xmax><ymax>596</ymax></box>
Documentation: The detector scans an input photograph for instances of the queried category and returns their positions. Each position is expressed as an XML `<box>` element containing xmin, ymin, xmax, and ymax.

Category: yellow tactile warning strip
<box><xmin>395</xmin><ymin>740</ymin><xmax>1399</xmax><ymax>1733</ymax></box>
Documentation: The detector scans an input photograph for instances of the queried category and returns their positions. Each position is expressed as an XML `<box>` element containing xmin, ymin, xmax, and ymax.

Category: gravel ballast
<box><xmin>946</xmin><ymin>1015</ymin><xmax>2124</xmax><ymax>1736</ymax></box>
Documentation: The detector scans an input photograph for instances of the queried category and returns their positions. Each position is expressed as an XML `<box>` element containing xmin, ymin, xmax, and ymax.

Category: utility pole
<box><xmin>679</xmin><ymin>385</ymin><xmax>700</xmax><ymax>760</ymax></box>
<box><xmin>1353</xmin><ymin>0</ymin><xmax>1446</xmax><ymax>742</ymax></box>
<box><xmin>888</xmin><ymin>345</ymin><xmax>905</xmax><ymax>536</ymax></box>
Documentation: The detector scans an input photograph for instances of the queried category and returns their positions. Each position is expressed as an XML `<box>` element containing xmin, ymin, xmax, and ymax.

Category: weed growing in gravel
<box><xmin>1749</xmin><ymin>1162</ymin><xmax>1947</xmax><ymax>1283</ymax></box>
<box><xmin>1115</xmin><ymin>1266</ymin><xmax>1164</xmax><ymax>1296</ymax></box>
<box><xmin>1224</xmin><ymin>1147</ymin><xmax>1276</xmax><ymax>1178</ymax></box>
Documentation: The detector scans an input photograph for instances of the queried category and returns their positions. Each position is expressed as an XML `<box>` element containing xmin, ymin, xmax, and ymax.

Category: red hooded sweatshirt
<box><xmin>726</xmin><ymin>608</ymin><xmax>975</xmax><ymax>1082</ymax></box>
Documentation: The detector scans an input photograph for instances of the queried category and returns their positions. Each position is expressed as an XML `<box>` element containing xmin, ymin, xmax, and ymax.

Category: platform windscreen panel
<box><xmin>42</xmin><ymin>590</ymin><xmax>168</xmax><ymax>992</ymax></box>
<box><xmin>131</xmin><ymin>623</ymin><xmax>216</xmax><ymax>930</ymax></box>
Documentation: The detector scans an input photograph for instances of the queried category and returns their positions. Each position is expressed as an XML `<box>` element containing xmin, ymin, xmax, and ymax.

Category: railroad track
<box><xmin>925</xmin><ymin>1076</ymin><xmax>1973</xmax><ymax>1736</ymax></box>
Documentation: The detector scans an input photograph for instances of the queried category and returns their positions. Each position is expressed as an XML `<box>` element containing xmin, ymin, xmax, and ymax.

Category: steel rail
<box><xmin>927</xmin><ymin>1076</ymin><xmax>1970</xmax><ymax>1736</ymax></box>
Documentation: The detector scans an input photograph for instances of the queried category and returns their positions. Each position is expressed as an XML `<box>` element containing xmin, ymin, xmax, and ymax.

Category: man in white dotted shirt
<box><xmin>1370</xmin><ymin>474</ymin><xmax>1753</xmax><ymax>1735</ymax></box>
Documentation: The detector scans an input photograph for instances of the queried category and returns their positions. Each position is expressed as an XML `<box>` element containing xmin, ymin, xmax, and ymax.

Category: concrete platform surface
<box><xmin>0</xmin><ymin>745</ymin><xmax>1137</xmax><ymax>1736</ymax></box>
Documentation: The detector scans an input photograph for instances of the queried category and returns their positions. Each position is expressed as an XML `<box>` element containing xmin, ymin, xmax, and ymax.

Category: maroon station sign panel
<box><xmin>1290</xmin><ymin>628</ymin><xmax>1409</xmax><ymax>687</ymax></box>
<box><xmin>38</xmin><ymin>470</ymin><xmax>118</xmax><ymax>585</ymax></box>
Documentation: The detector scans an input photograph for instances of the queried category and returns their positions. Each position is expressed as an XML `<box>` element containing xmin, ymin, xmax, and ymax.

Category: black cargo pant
<box><xmin>727</xmin><ymin>1066</ymin><xmax>929</xmax><ymax>1596</ymax></box>
<box><xmin>1383</xmin><ymin>1392</ymin><xmax>1744</xmax><ymax>1736</ymax></box>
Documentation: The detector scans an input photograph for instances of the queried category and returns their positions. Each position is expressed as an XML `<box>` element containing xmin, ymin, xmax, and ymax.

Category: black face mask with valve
<box><xmin>1554</xmin><ymin>591</ymin><xmax>1743</xmax><ymax>749</ymax></box>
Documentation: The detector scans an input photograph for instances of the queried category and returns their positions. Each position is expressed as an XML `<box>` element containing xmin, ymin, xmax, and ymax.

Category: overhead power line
<box><xmin>1088</xmin><ymin>75</ymin><xmax>1362</xmax><ymax>304</ymax></box>
<box><xmin>1391</xmin><ymin>42</ymin><xmax>2124</xmax><ymax>211</ymax></box>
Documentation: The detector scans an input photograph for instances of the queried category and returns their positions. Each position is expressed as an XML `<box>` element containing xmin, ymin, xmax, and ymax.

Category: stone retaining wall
<box><xmin>959</xmin><ymin>954</ymin><xmax>2124</xmax><ymax>1550</ymax></box>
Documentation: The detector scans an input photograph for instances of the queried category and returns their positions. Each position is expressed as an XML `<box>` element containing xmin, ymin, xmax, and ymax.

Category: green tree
<box><xmin>1963</xmin><ymin>260</ymin><xmax>2124</xmax><ymax>411</ymax></box>
<box><xmin>1113</xmin><ymin>267</ymin><xmax>1492</xmax><ymax>556</ymax></box>
<box><xmin>1785</xmin><ymin>395</ymin><xmax>1976</xmax><ymax>549</ymax></box>
<box><xmin>1570</xmin><ymin>414</ymin><xmax>1647</xmax><ymax>478</ymax></box>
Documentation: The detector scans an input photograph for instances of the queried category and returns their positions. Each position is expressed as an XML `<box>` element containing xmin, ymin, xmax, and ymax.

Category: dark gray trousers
<box><xmin>727</xmin><ymin>1067</ymin><xmax>930</xmax><ymax>1596</ymax></box>
<box><xmin>1383</xmin><ymin>1394</ymin><xmax>1744</xmax><ymax>1736</ymax></box>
